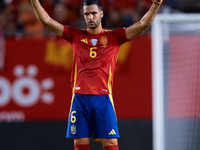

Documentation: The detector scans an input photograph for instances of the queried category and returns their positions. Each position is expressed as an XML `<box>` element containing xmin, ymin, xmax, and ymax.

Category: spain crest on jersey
<box><xmin>91</xmin><ymin>39</ymin><xmax>98</xmax><ymax>46</ymax></box>
<box><xmin>99</xmin><ymin>36</ymin><xmax>108</xmax><ymax>45</ymax></box>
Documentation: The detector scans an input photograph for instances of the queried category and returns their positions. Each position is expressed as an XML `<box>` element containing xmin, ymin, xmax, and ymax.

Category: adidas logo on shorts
<box><xmin>109</xmin><ymin>129</ymin><xmax>116</xmax><ymax>135</ymax></box>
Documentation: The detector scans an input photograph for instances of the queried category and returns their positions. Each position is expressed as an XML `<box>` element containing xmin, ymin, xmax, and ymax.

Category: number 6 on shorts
<box><xmin>71</xmin><ymin>111</ymin><xmax>76</xmax><ymax>123</ymax></box>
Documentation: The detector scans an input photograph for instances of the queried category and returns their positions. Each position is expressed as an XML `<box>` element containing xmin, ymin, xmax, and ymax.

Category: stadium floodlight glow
<box><xmin>152</xmin><ymin>13</ymin><xmax>200</xmax><ymax>150</ymax></box>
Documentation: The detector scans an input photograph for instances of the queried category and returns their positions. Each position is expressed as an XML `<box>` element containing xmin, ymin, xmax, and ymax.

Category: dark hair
<box><xmin>83</xmin><ymin>0</ymin><xmax>102</xmax><ymax>10</ymax></box>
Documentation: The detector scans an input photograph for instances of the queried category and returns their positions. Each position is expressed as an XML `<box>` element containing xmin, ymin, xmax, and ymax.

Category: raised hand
<box><xmin>153</xmin><ymin>0</ymin><xmax>163</xmax><ymax>5</ymax></box>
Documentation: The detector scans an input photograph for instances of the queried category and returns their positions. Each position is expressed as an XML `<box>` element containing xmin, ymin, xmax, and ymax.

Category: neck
<box><xmin>87</xmin><ymin>24</ymin><xmax>103</xmax><ymax>34</ymax></box>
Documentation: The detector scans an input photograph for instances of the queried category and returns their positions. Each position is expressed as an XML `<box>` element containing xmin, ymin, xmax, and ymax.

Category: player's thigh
<box><xmin>66</xmin><ymin>94</ymin><xmax>92</xmax><ymax>138</ymax></box>
<box><xmin>93</xmin><ymin>95</ymin><xmax>120</xmax><ymax>139</ymax></box>
<box><xmin>101</xmin><ymin>138</ymin><xmax>118</xmax><ymax>147</ymax></box>
<box><xmin>74</xmin><ymin>138</ymin><xmax>90</xmax><ymax>145</ymax></box>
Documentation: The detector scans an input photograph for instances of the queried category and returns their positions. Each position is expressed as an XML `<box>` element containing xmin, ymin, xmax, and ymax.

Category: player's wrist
<box><xmin>152</xmin><ymin>0</ymin><xmax>162</xmax><ymax>5</ymax></box>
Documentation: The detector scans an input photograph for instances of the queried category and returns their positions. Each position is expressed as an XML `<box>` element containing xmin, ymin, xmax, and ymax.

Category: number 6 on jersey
<box><xmin>90</xmin><ymin>47</ymin><xmax>97</xmax><ymax>58</ymax></box>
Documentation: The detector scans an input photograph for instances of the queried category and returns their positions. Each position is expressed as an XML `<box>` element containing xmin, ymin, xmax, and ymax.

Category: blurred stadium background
<box><xmin>0</xmin><ymin>0</ymin><xmax>199</xmax><ymax>150</ymax></box>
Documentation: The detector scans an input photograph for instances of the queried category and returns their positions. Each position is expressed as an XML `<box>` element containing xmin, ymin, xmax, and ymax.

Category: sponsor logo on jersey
<box><xmin>109</xmin><ymin>129</ymin><xmax>116</xmax><ymax>135</ymax></box>
<box><xmin>99</xmin><ymin>36</ymin><xmax>108</xmax><ymax>45</ymax></box>
<box><xmin>71</xmin><ymin>124</ymin><xmax>76</xmax><ymax>134</ymax></box>
<box><xmin>91</xmin><ymin>39</ymin><xmax>98</xmax><ymax>46</ymax></box>
<box><xmin>81</xmin><ymin>39</ymin><xmax>88</xmax><ymax>44</ymax></box>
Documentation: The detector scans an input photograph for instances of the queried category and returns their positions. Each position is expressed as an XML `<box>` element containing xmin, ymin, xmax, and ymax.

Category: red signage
<box><xmin>0</xmin><ymin>36</ymin><xmax>152</xmax><ymax>122</ymax></box>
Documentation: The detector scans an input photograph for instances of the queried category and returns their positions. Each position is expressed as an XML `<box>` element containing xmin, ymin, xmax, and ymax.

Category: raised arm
<box><xmin>30</xmin><ymin>0</ymin><xmax>64</xmax><ymax>37</ymax></box>
<box><xmin>126</xmin><ymin>0</ymin><xmax>163</xmax><ymax>40</ymax></box>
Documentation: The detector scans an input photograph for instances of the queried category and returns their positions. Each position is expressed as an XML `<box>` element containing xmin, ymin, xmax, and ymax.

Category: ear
<box><xmin>101</xmin><ymin>11</ymin><xmax>103</xmax><ymax>18</ymax></box>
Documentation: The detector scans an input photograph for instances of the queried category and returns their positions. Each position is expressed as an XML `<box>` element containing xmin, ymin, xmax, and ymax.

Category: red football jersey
<box><xmin>61</xmin><ymin>26</ymin><xmax>129</xmax><ymax>95</ymax></box>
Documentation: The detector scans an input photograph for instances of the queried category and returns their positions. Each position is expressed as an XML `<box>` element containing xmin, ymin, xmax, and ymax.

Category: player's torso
<box><xmin>72</xmin><ymin>30</ymin><xmax>118</xmax><ymax>68</ymax></box>
<box><xmin>71</xmin><ymin>29</ymin><xmax>120</xmax><ymax>95</ymax></box>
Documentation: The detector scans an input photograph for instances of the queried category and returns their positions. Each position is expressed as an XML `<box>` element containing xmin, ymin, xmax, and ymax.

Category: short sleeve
<box><xmin>113</xmin><ymin>28</ymin><xmax>130</xmax><ymax>45</ymax></box>
<box><xmin>61</xmin><ymin>26</ymin><xmax>75</xmax><ymax>43</ymax></box>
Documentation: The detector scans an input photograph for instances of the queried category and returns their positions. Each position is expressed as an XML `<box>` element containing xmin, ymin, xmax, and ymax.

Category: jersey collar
<box><xmin>86</xmin><ymin>29</ymin><xmax>105</xmax><ymax>36</ymax></box>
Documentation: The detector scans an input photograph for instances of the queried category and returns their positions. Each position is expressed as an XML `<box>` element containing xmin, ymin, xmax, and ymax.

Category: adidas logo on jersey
<box><xmin>81</xmin><ymin>39</ymin><xmax>88</xmax><ymax>44</ymax></box>
<box><xmin>109</xmin><ymin>129</ymin><xmax>116</xmax><ymax>135</ymax></box>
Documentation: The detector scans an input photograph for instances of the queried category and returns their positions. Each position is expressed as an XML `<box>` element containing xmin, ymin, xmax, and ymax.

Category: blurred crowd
<box><xmin>0</xmin><ymin>0</ymin><xmax>163</xmax><ymax>38</ymax></box>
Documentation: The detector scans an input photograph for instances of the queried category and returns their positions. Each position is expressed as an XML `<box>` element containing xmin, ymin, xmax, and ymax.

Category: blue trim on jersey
<box><xmin>66</xmin><ymin>94</ymin><xmax>119</xmax><ymax>139</ymax></box>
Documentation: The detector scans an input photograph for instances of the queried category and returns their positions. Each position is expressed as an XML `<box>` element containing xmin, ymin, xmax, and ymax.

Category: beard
<box><xmin>86</xmin><ymin>17</ymin><xmax>101</xmax><ymax>29</ymax></box>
